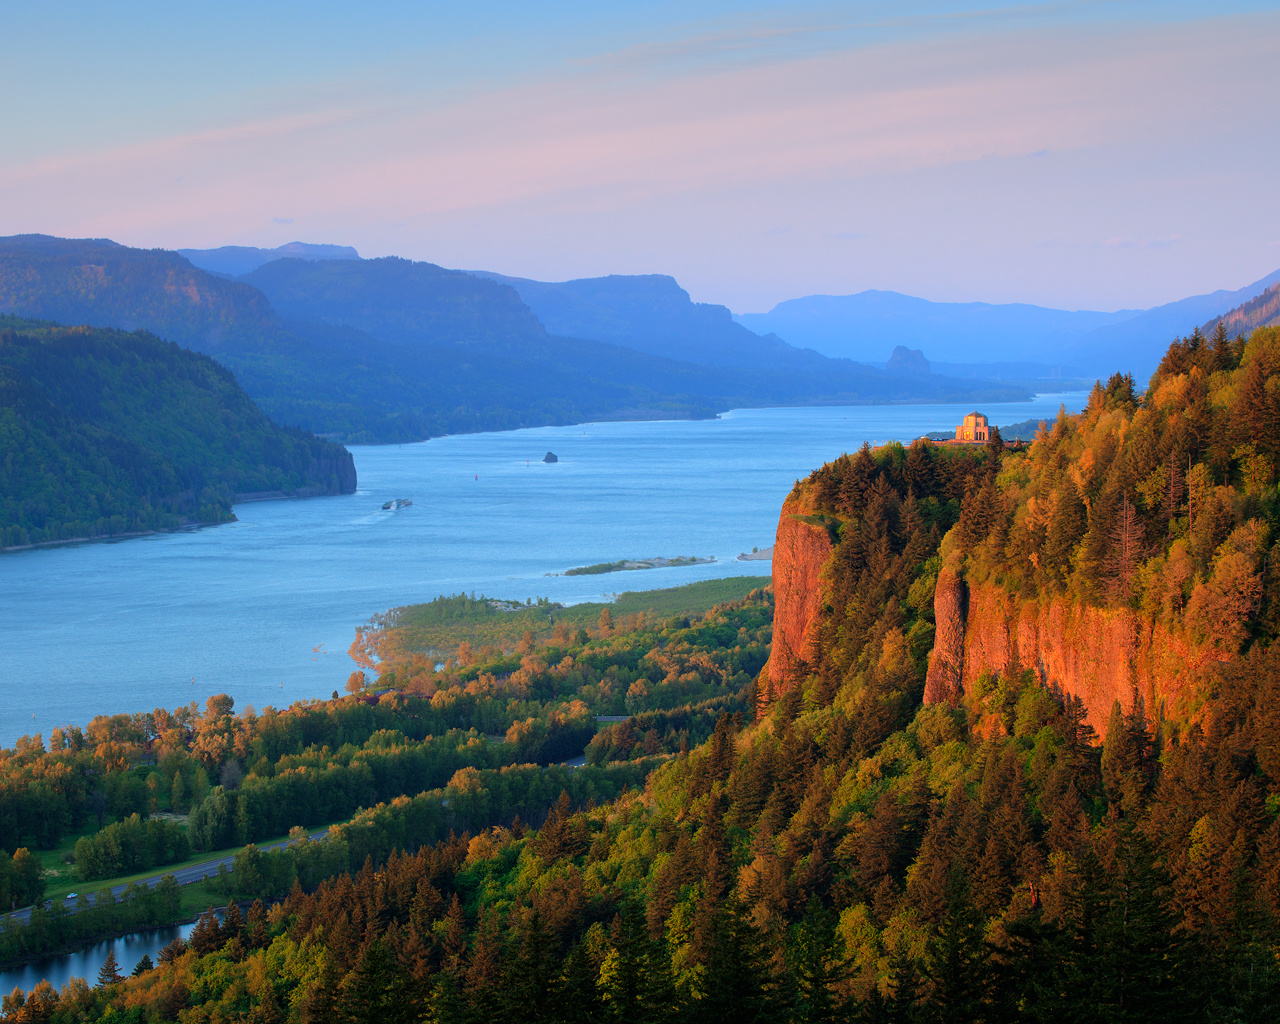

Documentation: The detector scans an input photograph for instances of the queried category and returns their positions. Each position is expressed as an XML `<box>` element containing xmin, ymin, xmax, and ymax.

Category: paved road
<box><xmin>3</xmin><ymin>829</ymin><xmax>328</xmax><ymax>926</ymax></box>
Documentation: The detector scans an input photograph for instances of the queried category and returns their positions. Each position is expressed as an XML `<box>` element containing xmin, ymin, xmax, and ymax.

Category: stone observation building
<box><xmin>955</xmin><ymin>411</ymin><xmax>989</xmax><ymax>442</ymax></box>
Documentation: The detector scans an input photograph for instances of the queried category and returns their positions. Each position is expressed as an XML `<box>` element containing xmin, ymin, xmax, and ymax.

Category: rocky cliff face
<box><xmin>757</xmin><ymin>495</ymin><xmax>834</xmax><ymax>711</ymax></box>
<box><xmin>306</xmin><ymin>449</ymin><xmax>357</xmax><ymax>495</ymax></box>
<box><xmin>928</xmin><ymin>573</ymin><xmax>1225</xmax><ymax>738</ymax></box>
<box><xmin>759</xmin><ymin>482</ymin><xmax>1226</xmax><ymax>738</ymax></box>
<box><xmin>923</xmin><ymin>567</ymin><xmax>966</xmax><ymax>705</ymax></box>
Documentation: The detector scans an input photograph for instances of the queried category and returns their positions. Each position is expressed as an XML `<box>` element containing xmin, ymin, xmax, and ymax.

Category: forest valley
<box><xmin>3</xmin><ymin>325</ymin><xmax>1280</xmax><ymax>1021</ymax></box>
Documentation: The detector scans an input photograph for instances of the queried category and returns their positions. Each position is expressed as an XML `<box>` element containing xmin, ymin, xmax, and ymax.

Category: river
<box><xmin>0</xmin><ymin>396</ymin><xmax>1083</xmax><ymax>748</ymax></box>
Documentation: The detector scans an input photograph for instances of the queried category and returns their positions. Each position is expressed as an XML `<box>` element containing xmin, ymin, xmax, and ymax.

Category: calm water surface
<box><xmin>0</xmin><ymin>398</ymin><xmax>1083</xmax><ymax>747</ymax></box>
<box><xmin>0</xmin><ymin>921</ymin><xmax>196</xmax><ymax>996</ymax></box>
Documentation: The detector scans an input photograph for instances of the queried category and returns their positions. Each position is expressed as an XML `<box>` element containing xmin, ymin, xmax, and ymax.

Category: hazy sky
<box><xmin>4</xmin><ymin>1</ymin><xmax>1278</xmax><ymax>312</ymax></box>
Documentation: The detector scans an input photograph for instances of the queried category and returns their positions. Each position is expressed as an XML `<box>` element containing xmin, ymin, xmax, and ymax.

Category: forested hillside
<box><xmin>8</xmin><ymin>328</ymin><xmax>1280</xmax><ymax>1021</ymax></box>
<box><xmin>1204</xmin><ymin>280</ymin><xmax>1280</xmax><ymax>338</ymax></box>
<box><xmin>0</xmin><ymin>316</ymin><xmax>354</xmax><ymax>549</ymax></box>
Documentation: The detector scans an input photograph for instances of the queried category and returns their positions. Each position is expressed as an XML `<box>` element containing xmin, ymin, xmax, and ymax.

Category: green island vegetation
<box><xmin>6</xmin><ymin>327</ymin><xmax>1280</xmax><ymax>1019</ymax></box>
<box><xmin>563</xmin><ymin>557</ymin><xmax>713</xmax><ymax>576</ymax></box>
<box><xmin>355</xmin><ymin>576</ymin><xmax>764</xmax><ymax>663</ymax></box>
<box><xmin>0</xmin><ymin>315</ymin><xmax>354</xmax><ymax>549</ymax></box>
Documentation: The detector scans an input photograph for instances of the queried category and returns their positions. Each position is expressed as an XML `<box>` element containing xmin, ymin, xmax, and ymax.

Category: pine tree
<box><xmin>787</xmin><ymin>899</ymin><xmax>850</xmax><ymax>1022</ymax></box>
<box><xmin>694</xmin><ymin>896</ymin><xmax>774</xmax><ymax>1024</ymax></box>
<box><xmin>131</xmin><ymin>953</ymin><xmax>153</xmax><ymax>976</ymax></box>
<box><xmin>985</xmin><ymin>424</ymin><xmax>1005</xmax><ymax>475</ymax></box>
<box><xmin>504</xmin><ymin>908</ymin><xmax>559</xmax><ymax>1023</ymax></box>
<box><xmin>1104</xmin><ymin>492</ymin><xmax>1145</xmax><ymax>601</ymax></box>
<box><xmin>466</xmin><ymin>907</ymin><xmax>506</xmax><ymax>1023</ymax></box>
<box><xmin>297</xmin><ymin>953</ymin><xmax>341</xmax><ymax>1024</ymax></box>
<box><xmin>920</xmin><ymin>883</ymin><xmax>993</xmax><ymax>1024</ymax></box>
<box><xmin>335</xmin><ymin>938</ymin><xmax>410</xmax><ymax>1024</ymax></box>
<box><xmin>96</xmin><ymin>949</ymin><xmax>124</xmax><ymax>987</ymax></box>
<box><xmin>601</xmin><ymin>903</ymin><xmax>664</xmax><ymax>1024</ymax></box>
<box><xmin>221</xmin><ymin>899</ymin><xmax>244</xmax><ymax>943</ymax></box>
<box><xmin>1043</xmin><ymin>482</ymin><xmax>1086</xmax><ymax>585</ymax></box>
<box><xmin>1235</xmin><ymin>350</ymin><xmax>1280</xmax><ymax>458</ymax></box>
<box><xmin>188</xmin><ymin>906</ymin><xmax>224</xmax><ymax>955</ymax></box>
<box><xmin>553</xmin><ymin>941</ymin><xmax>604</xmax><ymax>1024</ymax></box>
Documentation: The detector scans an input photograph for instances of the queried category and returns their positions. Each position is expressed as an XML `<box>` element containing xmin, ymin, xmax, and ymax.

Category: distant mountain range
<box><xmin>0</xmin><ymin>235</ymin><xmax>1029</xmax><ymax>444</ymax></box>
<box><xmin>737</xmin><ymin>269</ymin><xmax>1280</xmax><ymax>381</ymax></box>
<box><xmin>180</xmin><ymin>239</ymin><xmax>1280</xmax><ymax>384</ymax></box>
<box><xmin>178</xmin><ymin>241</ymin><xmax>361</xmax><ymax>277</ymax></box>
<box><xmin>471</xmin><ymin>271</ymin><xmax>825</xmax><ymax>372</ymax></box>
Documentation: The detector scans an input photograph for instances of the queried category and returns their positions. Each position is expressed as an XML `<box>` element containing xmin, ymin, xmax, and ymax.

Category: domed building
<box><xmin>955</xmin><ymin>411</ymin><xmax>989</xmax><ymax>442</ymax></box>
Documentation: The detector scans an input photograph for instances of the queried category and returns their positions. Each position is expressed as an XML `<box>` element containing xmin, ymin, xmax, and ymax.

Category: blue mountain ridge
<box><xmin>737</xmin><ymin>268</ymin><xmax>1280</xmax><ymax>381</ymax></box>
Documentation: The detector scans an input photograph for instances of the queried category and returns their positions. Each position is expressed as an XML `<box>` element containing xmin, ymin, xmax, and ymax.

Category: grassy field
<box><xmin>33</xmin><ymin>824</ymin><xmax>98</xmax><ymax>886</ymax></box>
<box><xmin>380</xmin><ymin>575</ymin><xmax>770</xmax><ymax>658</ymax></box>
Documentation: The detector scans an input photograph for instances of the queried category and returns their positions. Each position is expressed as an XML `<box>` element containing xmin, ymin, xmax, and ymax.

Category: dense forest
<box><xmin>5</xmin><ymin>328</ymin><xmax>1280</xmax><ymax>1020</ymax></box>
<box><xmin>0</xmin><ymin>315</ymin><xmax>354</xmax><ymax>548</ymax></box>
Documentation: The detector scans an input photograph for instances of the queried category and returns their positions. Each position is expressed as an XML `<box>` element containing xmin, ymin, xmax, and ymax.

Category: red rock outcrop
<box><xmin>757</xmin><ymin>496</ymin><xmax>834</xmax><ymax>711</ymax></box>
<box><xmin>928</xmin><ymin>576</ymin><xmax>1227</xmax><ymax>738</ymax></box>
<box><xmin>923</xmin><ymin>567</ymin><xmax>966</xmax><ymax>706</ymax></box>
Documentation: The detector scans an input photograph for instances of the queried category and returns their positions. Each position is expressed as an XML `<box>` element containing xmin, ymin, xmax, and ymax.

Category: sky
<box><xmin>3</xmin><ymin>1</ymin><xmax>1279</xmax><ymax>313</ymax></box>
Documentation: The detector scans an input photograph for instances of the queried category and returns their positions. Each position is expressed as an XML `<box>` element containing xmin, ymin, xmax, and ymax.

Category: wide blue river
<box><xmin>0</xmin><ymin>397</ymin><xmax>1082</xmax><ymax>748</ymax></box>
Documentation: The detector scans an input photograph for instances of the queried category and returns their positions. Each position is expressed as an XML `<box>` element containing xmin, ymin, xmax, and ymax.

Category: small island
<box><xmin>559</xmin><ymin>555</ymin><xmax>715</xmax><ymax>576</ymax></box>
<box><xmin>736</xmin><ymin>545</ymin><xmax>774</xmax><ymax>561</ymax></box>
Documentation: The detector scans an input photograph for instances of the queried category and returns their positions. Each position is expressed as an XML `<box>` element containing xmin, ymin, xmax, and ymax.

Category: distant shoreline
<box><xmin>1</xmin><ymin>491</ymin><xmax>345</xmax><ymax>555</ymax></box>
<box><xmin>0</xmin><ymin>523</ymin><xmax>212</xmax><ymax>555</ymax></box>
<box><xmin>553</xmin><ymin>556</ymin><xmax>715</xmax><ymax>577</ymax></box>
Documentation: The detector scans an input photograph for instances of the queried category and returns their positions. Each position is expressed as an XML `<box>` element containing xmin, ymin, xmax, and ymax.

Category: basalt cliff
<box><xmin>757</xmin><ymin>494</ymin><xmax>834</xmax><ymax>709</ymax></box>
<box><xmin>759</xmin><ymin>326</ymin><xmax>1280</xmax><ymax>740</ymax></box>
<box><xmin>922</xmin><ymin>572</ymin><xmax>1228</xmax><ymax>738</ymax></box>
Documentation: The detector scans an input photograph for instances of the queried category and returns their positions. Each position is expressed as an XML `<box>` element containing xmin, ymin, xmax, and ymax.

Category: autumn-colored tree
<box><xmin>1104</xmin><ymin>492</ymin><xmax>1145</xmax><ymax>600</ymax></box>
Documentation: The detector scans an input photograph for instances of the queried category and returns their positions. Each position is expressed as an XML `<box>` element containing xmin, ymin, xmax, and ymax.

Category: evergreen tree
<box><xmin>552</xmin><ymin>941</ymin><xmax>604</xmax><ymax>1024</ymax></box>
<box><xmin>335</xmin><ymin>938</ymin><xmax>411</xmax><ymax>1024</ymax></box>
<box><xmin>693</xmin><ymin>897</ymin><xmax>774</xmax><ymax>1024</ymax></box>
<box><xmin>600</xmin><ymin>903</ymin><xmax>666</xmax><ymax>1024</ymax></box>
<box><xmin>787</xmin><ymin>899</ymin><xmax>850</xmax><ymax>1022</ymax></box>
<box><xmin>920</xmin><ymin>884</ymin><xmax>994</xmax><ymax>1024</ymax></box>
<box><xmin>504</xmin><ymin>908</ymin><xmax>559</xmax><ymax>1023</ymax></box>
<box><xmin>1104</xmin><ymin>491</ymin><xmax>1145</xmax><ymax>600</ymax></box>
<box><xmin>96</xmin><ymin>949</ymin><xmax>124</xmax><ymax>987</ymax></box>
<box><xmin>1043</xmin><ymin>482</ymin><xmax>1086</xmax><ymax>585</ymax></box>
